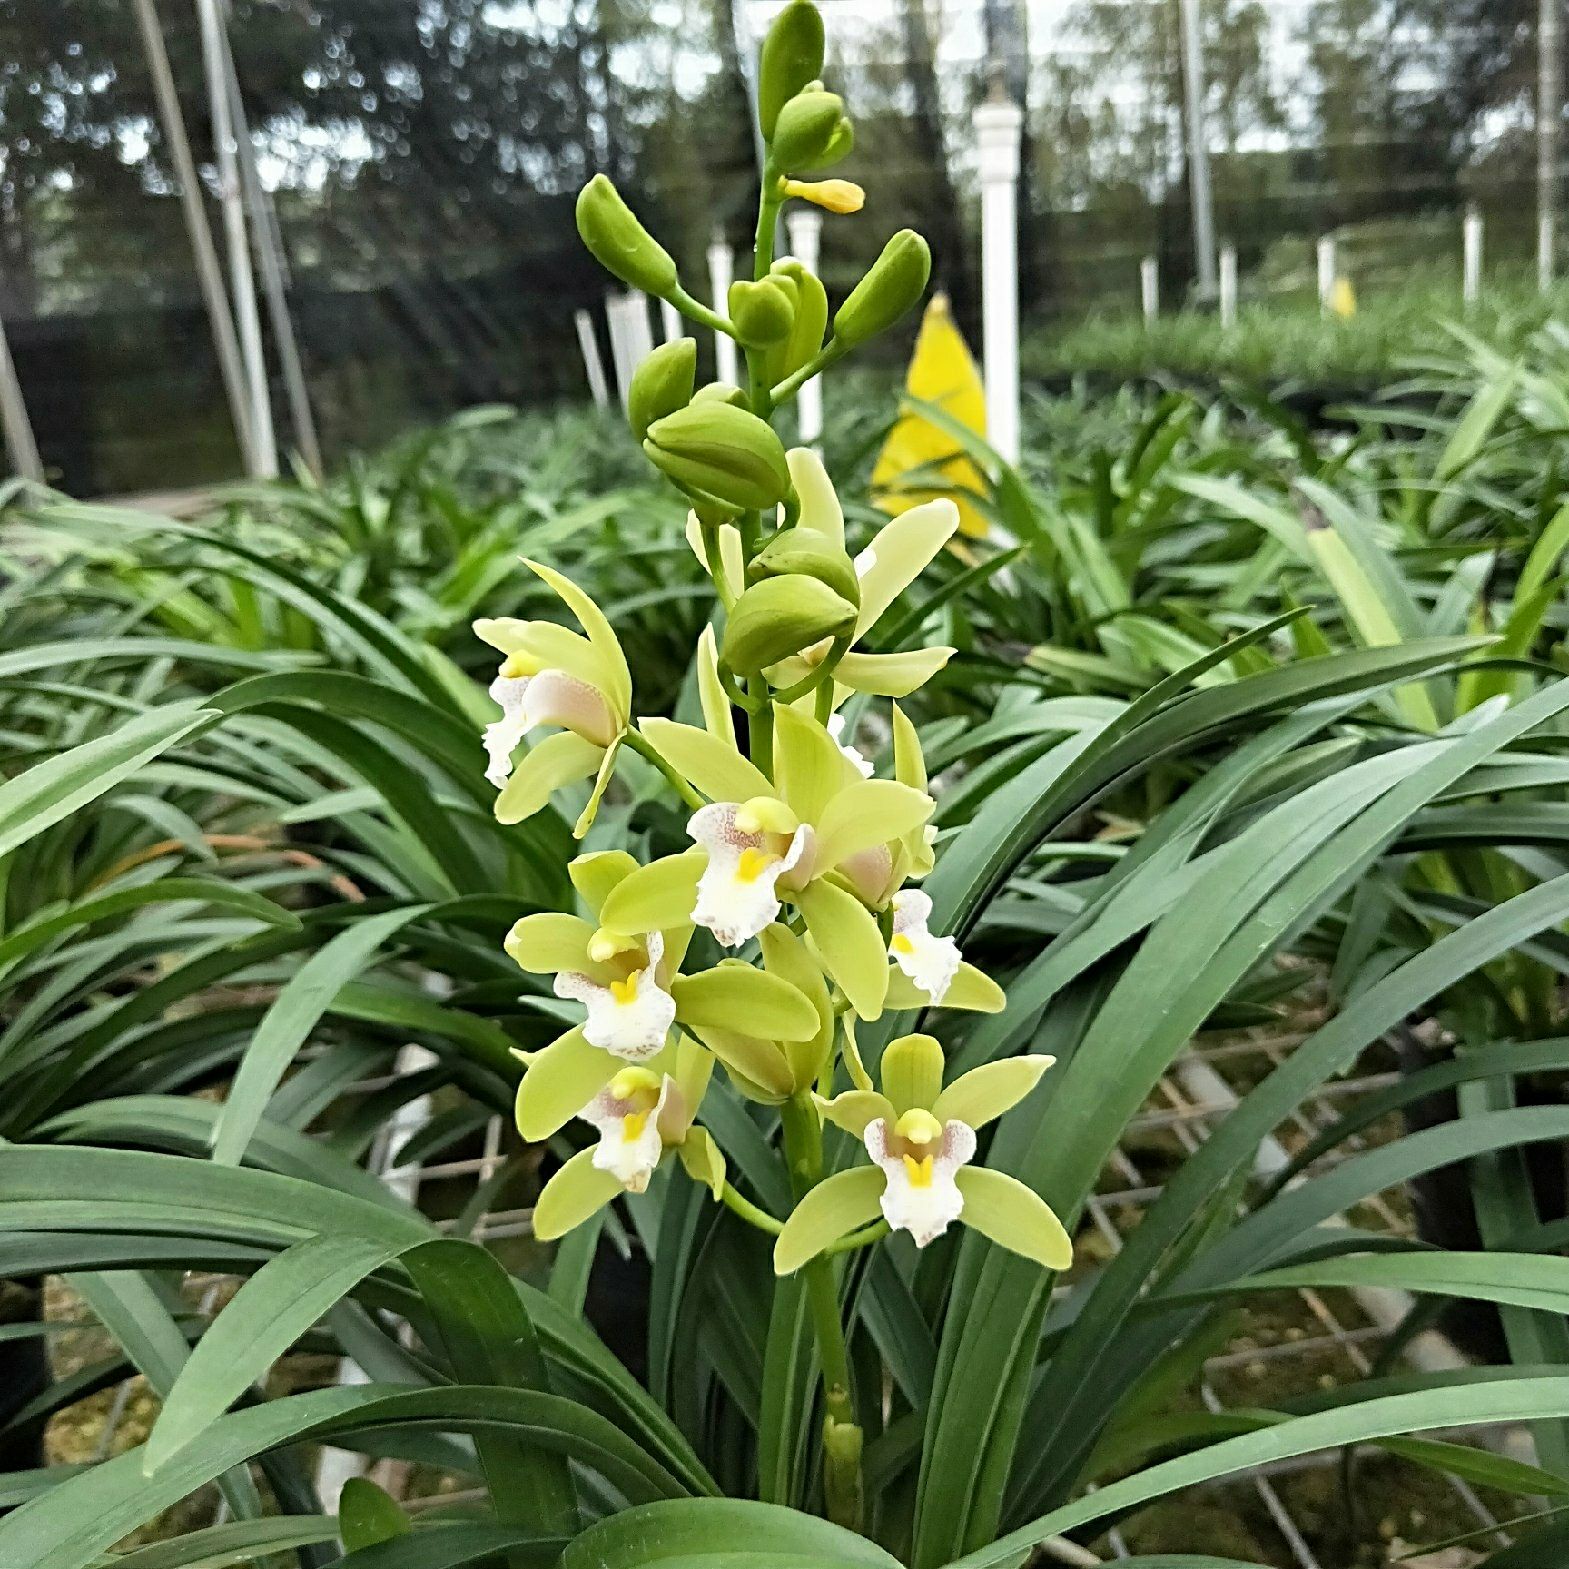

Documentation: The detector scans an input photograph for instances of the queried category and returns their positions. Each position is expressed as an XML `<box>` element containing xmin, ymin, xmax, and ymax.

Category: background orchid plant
<box><xmin>484</xmin><ymin>25</ymin><xmax>1070</xmax><ymax>1518</ymax></box>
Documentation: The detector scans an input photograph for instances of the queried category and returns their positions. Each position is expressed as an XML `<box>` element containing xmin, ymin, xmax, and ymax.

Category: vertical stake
<box><xmin>707</xmin><ymin>232</ymin><xmax>738</xmax><ymax>386</ymax></box>
<box><xmin>575</xmin><ymin>310</ymin><xmax>610</xmax><ymax>411</ymax></box>
<box><xmin>1541</xmin><ymin>0</ymin><xmax>1562</xmax><ymax>290</ymax></box>
<box><xmin>1178</xmin><ymin>0</ymin><xmax>1217</xmax><ymax>296</ymax></box>
<box><xmin>1317</xmin><ymin>235</ymin><xmax>1337</xmax><ymax>315</ymax></box>
<box><xmin>786</xmin><ymin>207</ymin><xmax>824</xmax><ymax>449</ymax></box>
<box><xmin>1464</xmin><ymin>205</ymin><xmax>1484</xmax><ymax>305</ymax></box>
<box><xmin>1218</xmin><ymin>242</ymin><xmax>1237</xmax><ymax>328</ymax></box>
<box><xmin>973</xmin><ymin>84</ymin><xmax>1024</xmax><ymax>464</ymax></box>
<box><xmin>1140</xmin><ymin>255</ymin><xmax>1159</xmax><ymax>324</ymax></box>
<box><xmin>0</xmin><ymin>310</ymin><xmax>44</xmax><ymax>482</ymax></box>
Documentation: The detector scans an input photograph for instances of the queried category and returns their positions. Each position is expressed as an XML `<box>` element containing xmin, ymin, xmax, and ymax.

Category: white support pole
<box><xmin>605</xmin><ymin>295</ymin><xmax>633</xmax><ymax>409</ymax></box>
<box><xmin>1218</xmin><ymin>242</ymin><xmax>1237</xmax><ymax>328</ymax></box>
<box><xmin>1463</xmin><ymin>205</ymin><xmax>1484</xmax><ymax>305</ymax></box>
<box><xmin>623</xmin><ymin>290</ymin><xmax>655</xmax><ymax>368</ymax></box>
<box><xmin>1316</xmin><ymin>235</ymin><xmax>1336</xmax><ymax>314</ymax></box>
<box><xmin>575</xmin><ymin>309</ymin><xmax>610</xmax><ymax>411</ymax></box>
<box><xmin>973</xmin><ymin>89</ymin><xmax>1024</xmax><ymax>464</ymax></box>
<box><xmin>1178</xmin><ymin>0</ymin><xmax>1217</xmax><ymax>296</ymax></box>
<box><xmin>1140</xmin><ymin>255</ymin><xmax>1159</xmax><ymax>325</ymax></box>
<box><xmin>0</xmin><ymin>312</ymin><xmax>43</xmax><ymax>482</ymax></box>
<box><xmin>659</xmin><ymin>298</ymin><xmax>684</xmax><ymax>345</ymax></box>
<box><xmin>1542</xmin><ymin>0</ymin><xmax>1563</xmax><ymax>290</ymax></box>
<box><xmin>196</xmin><ymin>0</ymin><xmax>275</xmax><ymax>477</ymax></box>
<box><xmin>131</xmin><ymin>0</ymin><xmax>259</xmax><ymax>476</ymax></box>
<box><xmin>706</xmin><ymin>233</ymin><xmax>738</xmax><ymax>386</ymax></box>
<box><xmin>785</xmin><ymin>207</ymin><xmax>824</xmax><ymax>448</ymax></box>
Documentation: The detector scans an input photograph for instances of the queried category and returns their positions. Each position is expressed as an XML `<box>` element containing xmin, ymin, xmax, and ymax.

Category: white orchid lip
<box><xmin>482</xmin><ymin>668</ymin><xmax>620</xmax><ymax>789</ymax></box>
<box><xmin>890</xmin><ymin>888</ymin><xmax>961</xmax><ymax>1005</ymax></box>
<box><xmin>554</xmin><ymin>930</ymin><xmax>675</xmax><ymax>1061</ymax></box>
<box><xmin>581</xmin><ymin>1071</ymin><xmax>672</xmax><ymax>1192</ymax></box>
<box><xmin>864</xmin><ymin>1112</ymin><xmax>976</xmax><ymax>1247</ymax></box>
<box><xmin>689</xmin><ymin>801</ymin><xmax>812</xmax><ymax>947</ymax></box>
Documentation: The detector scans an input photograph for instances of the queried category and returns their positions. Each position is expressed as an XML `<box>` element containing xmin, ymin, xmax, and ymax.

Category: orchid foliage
<box><xmin>475</xmin><ymin>0</ymin><xmax>1069</xmax><ymax>1526</ymax></box>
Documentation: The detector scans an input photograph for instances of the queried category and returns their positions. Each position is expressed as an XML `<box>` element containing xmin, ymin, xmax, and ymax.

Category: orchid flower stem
<box><xmin>814</xmin><ymin>677</ymin><xmax>834</xmax><ymax>725</ymax></box>
<box><xmin>825</xmin><ymin>1219</ymin><xmax>889</xmax><ymax>1256</ymax></box>
<box><xmin>771</xmin><ymin>337</ymin><xmax>848</xmax><ymax>406</ymax></box>
<box><xmin>781</xmin><ymin>1094</ymin><xmax>864</xmax><ymax>1533</ymax></box>
<box><xmin>700</xmin><ymin>519</ymin><xmax>736</xmax><ymax>609</ymax></box>
<box><xmin>720</xmin><ymin>1181</ymin><xmax>784</xmax><ymax>1235</ymax></box>
<box><xmin>668</xmin><ymin>286</ymin><xmax>736</xmax><ymax>341</ymax></box>
<box><xmin>624</xmin><ymin>729</ymin><xmax>705</xmax><ymax>810</ymax></box>
<box><xmin>773</xmin><ymin>635</ymin><xmax>851</xmax><ymax>706</ymax></box>
<box><xmin>748</xmin><ymin>681</ymin><xmax>774</xmax><ymax>774</ymax></box>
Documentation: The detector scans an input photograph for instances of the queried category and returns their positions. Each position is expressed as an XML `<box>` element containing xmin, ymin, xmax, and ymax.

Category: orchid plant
<box><xmin>476</xmin><ymin>1</ymin><xmax>1070</xmax><ymax>1526</ymax></box>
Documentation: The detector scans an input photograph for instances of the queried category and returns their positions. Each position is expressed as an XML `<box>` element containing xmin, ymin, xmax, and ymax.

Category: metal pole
<box><xmin>974</xmin><ymin>89</ymin><xmax>1024</xmax><ymax>464</ymax></box>
<box><xmin>1140</xmin><ymin>255</ymin><xmax>1159</xmax><ymax>324</ymax></box>
<box><xmin>131</xmin><ymin>0</ymin><xmax>259</xmax><ymax>475</ymax></box>
<box><xmin>0</xmin><ymin>311</ymin><xmax>44</xmax><ymax>482</ymax></box>
<box><xmin>215</xmin><ymin>1</ymin><xmax>322</xmax><ymax>476</ymax></box>
<box><xmin>785</xmin><ymin>207</ymin><xmax>824</xmax><ymax>449</ymax></box>
<box><xmin>706</xmin><ymin>233</ymin><xmax>739</xmax><ymax>386</ymax></box>
<box><xmin>195</xmin><ymin>0</ymin><xmax>274</xmax><ymax>476</ymax></box>
<box><xmin>1541</xmin><ymin>0</ymin><xmax>1562</xmax><ymax>290</ymax></box>
<box><xmin>1316</xmin><ymin>235</ymin><xmax>1336</xmax><ymax>314</ymax></box>
<box><xmin>1178</xmin><ymin>0</ymin><xmax>1217</xmax><ymax>296</ymax></box>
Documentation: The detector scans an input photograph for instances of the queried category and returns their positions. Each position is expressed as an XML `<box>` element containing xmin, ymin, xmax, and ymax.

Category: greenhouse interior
<box><xmin>9</xmin><ymin>2</ymin><xmax>1569</xmax><ymax>1566</ymax></box>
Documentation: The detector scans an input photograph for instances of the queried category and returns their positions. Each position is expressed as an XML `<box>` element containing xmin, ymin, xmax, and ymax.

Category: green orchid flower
<box><xmin>531</xmin><ymin>1034</ymin><xmax>725</xmax><ymax>1240</ymax></box>
<box><xmin>474</xmin><ymin>558</ymin><xmax>633</xmax><ymax>835</ymax></box>
<box><xmin>773</xmin><ymin>1033</ymin><xmax>1071</xmax><ymax>1273</ymax></box>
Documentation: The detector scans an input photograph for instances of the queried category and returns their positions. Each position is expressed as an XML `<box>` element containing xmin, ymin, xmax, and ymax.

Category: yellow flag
<box><xmin>870</xmin><ymin>294</ymin><xmax>991</xmax><ymax>539</ymax></box>
<box><xmin>1329</xmin><ymin>276</ymin><xmax>1356</xmax><ymax>320</ymax></box>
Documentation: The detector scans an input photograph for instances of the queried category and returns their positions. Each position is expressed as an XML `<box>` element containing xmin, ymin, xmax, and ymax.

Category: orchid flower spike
<box><xmin>774</xmin><ymin>1034</ymin><xmax>1072</xmax><ymax>1273</ymax></box>
<box><xmin>474</xmin><ymin>559</ymin><xmax>633</xmax><ymax>835</ymax></box>
<box><xmin>531</xmin><ymin>1037</ymin><xmax>726</xmax><ymax>1239</ymax></box>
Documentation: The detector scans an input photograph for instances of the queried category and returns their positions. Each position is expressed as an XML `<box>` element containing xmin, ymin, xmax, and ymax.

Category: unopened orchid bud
<box><xmin>833</xmin><ymin>229</ymin><xmax>931</xmax><ymax>348</ymax></box>
<box><xmin>758</xmin><ymin>0</ymin><xmax>825</xmax><ymax>140</ymax></box>
<box><xmin>627</xmin><ymin>338</ymin><xmax>697</xmax><ymax>440</ymax></box>
<box><xmin>765</xmin><ymin>260</ymin><xmax>827</xmax><ymax>386</ymax></box>
<box><xmin>721</xmin><ymin>573</ymin><xmax>856</xmax><ymax>675</ymax></box>
<box><xmin>749</xmin><ymin>526</ymin><xmax>860</xmax><ymax>605</ymax></box>
<box><xmin>784</xmin><ymin>178</ymin><xmax>864</xmax><ymax>214</ymax></box>
<box><xmin>728</xmin><ymin>278</ymin><xmax>796</xmax><ymax>347</ymax></box>
<box><xmin>576</xmin><ymin>174</ymin><xmax>678</xmax><ymax>297</ymax></box>
<box><xmin>771</xmin><ymin>90</ymin><xmax>852</xmax><ymax>173</ymax></box>
<box><xmin>693</xmin><ymin>381</ymin><xmax>749</xmax><ymax>408</ymax></box>
<box><xmin>644</xmin><ymin>401</ymin><xmax>793</xmax><ymax>511</ymax></box>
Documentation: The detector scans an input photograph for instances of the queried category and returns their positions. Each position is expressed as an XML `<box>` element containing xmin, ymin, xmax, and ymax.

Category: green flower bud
<box><xmin>749</xmin><ymin>526</ymin><xmax>860</xmax><ymax>606</ymax></box>
<box><xmin>692</xmin><ymin>381</ymin><xmax>750</xmax><ymax>408</ymax></box>
<box><xmin>758</xmin><ymin>0</ymin><xmax>825</xmax><ymax>141</ymax></box>
<box><xmin>765</xmin><ymin>260</ymin><xmax>827</xmax><ymax>385</ymax></box>
<box><xmin>728</xmin><ymin>278</ymin><xmax>796</xmax><ymax>348</ymax></box>
<box><xmin>771</xmin><ymin>90</ymin><xmax>852</xmax><ymax>173</ymax></box>
<box><xmin>721</xmin><ymin>573</ymin><xmax>857</xmax><ymax>675</ymax></box>
<box><xmin>644</xmin><ymin>401</ymin><xmax>793</xmax><ymax>511</ymax></box>
<box><xmin>627</xmin><ymin>338</ymin><xmax>697</xmax><ymax>440</ymax></box>
<box><xmin>576</xmin><ymin>174</ymin><xmax>678</xmax><ymax>297</ymax></box>
<box><xmin>832</xmin><ymin>229</ymin><xmax>931</xmax><ymax>348</ymax></box>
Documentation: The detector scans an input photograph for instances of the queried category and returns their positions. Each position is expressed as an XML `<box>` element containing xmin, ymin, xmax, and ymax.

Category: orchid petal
<box><xmin>933</xmin><ymin>1055</ymin><xmax>1056</xmax><ymax>1129</ymax></box>
<box><xmin>797</xmin><ymin>878</ymin><xmax>887</xmax><ymax>1021</ymax></box>
<box><xmin>515</xmin><ymin>1027</ymin><xmax>618</xmax><ymax>1141</ymax></box>
<box><xmin>671</xmin><ymin>963</ymin><xmax>821</xmax><ymax>1041</ymax></box>
<box><xmin>678</xmin><ymin>1126</ymin><xmax>727</xmax><ymax>1198</ymax></box>
<box><xmin>788</xmin><ymin>448</ymin><xmax>844</xmax><ymax>546</ymax></box>
<box><xmin>494</xmin><ymin>732</ymin><xmax>604</xmax><ymax>825</ymax></box>
<box><xmin>881</xmin><ymin>1033</ymin><xmax>945</xmax><ymax>1116</ymax></box>
<box><xmin>524</xmin><ymin>558</ymin><xmax>632</xmax><ymax>717</ymax></box>
<box><xmin>533</xmin><ymin>1147</ymin><xmax>626</xmax><ymax>1240</ymax></box>
<box><xmin>504</xmin><ymin>912</ymin><xmax>598</xmax><ymax>976</ymax></box>
<box><xmin>836</xmin><ymin>647</ymin><xmax>955</xmax><ymax>697</ymax></box>
<box><xmin>889</xmin><ymin>887</ymin><xmax>961</xmax><ymax>1006</ymax></box>
<box><xmin>773</xmin><ymin>705</ymin><xmax>856</xmax><ymax>825</ymax></box>
<box><xmin>812</xmin><ymin>780</ymin><xmax>934</xmax><ymax>872</ymax></box>
<box><xmin>639</xmin><ymin>717</ymin><xmax>773</xmax><ymax>804</ymax></box>
<box><xmin>815</xmin><ymin>1089</ymin><xmax>896</xmax><ymax>1138</ymax></box>
<box><xmin>599</xmin><ymin>849</ymin><xmax>706</xmax><ymax>935</ymax></box>
<box><xmin>773</xmin><ymin>1167</ymin><xmax>886</xmax><ymax>1275</ymax></box>
<box><xmin>689</xmin><ymin>803</ymin><xmax>810</xmax><ymax>947</ymax></box>
<box><xmin>855</xmin><ymin>498</ymin><xmax>960</xmax><ymax>635</ymax></box>
<box><xmin>568</xmin><ymin>850</ymin><xmax>641</xmax><ymax>920</ymax></box>
<box><xmin>696</xmin><ymin>625</ymin><xmax>737</xmax><ymax>745</ymax></box>
<box><xmin>954</xmin><ymin>1166</ymin><xmax>1074</xmax><ymax>1269</ymax></box>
